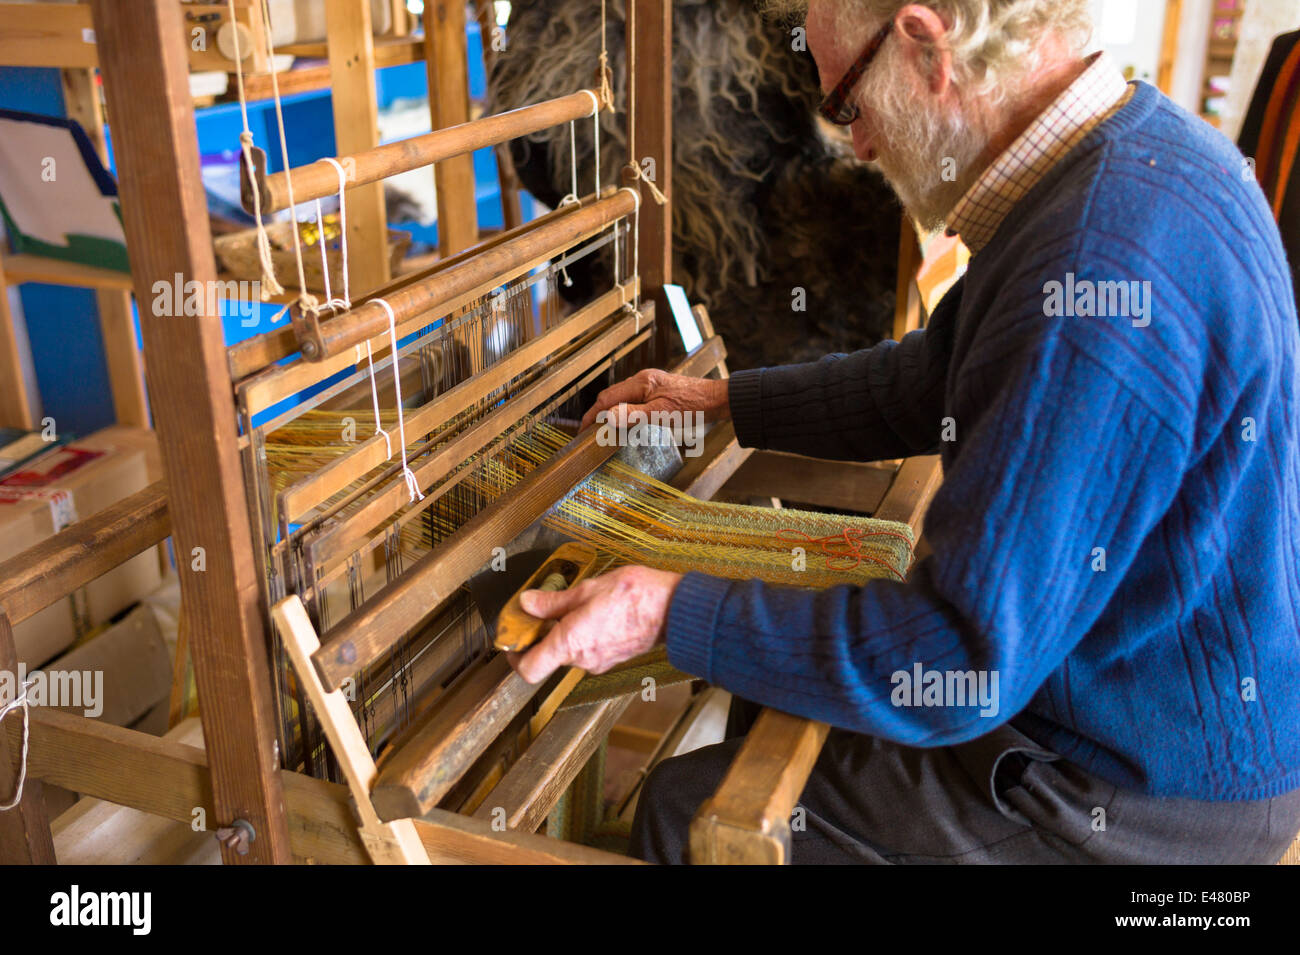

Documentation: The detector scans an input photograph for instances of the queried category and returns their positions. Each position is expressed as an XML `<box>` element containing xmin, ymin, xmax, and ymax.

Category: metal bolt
<box><xmin>301</xmin><ymin>340</ymin><xmax>319</xmax><ymax>359</ymax></box>
<box><xmin>215</xmin><ymin>818</ymin><xmax>257</xmax><ymax>856</ymax></box>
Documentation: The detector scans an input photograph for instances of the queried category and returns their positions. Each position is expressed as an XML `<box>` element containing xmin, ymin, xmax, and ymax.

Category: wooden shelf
<box><xmin>277</xmin><ymin>34</ymin><xmax>424</xmax><ymax>70</ymax></box>
<box><xmin>0</xmin><ymin>254</ymin><xmax>134</xmax><ymax>292</ymax></box>
<box><xmin>0</xmin><ymin>2</ymin><xmax>263</xmax><ymax>72</ymax></box>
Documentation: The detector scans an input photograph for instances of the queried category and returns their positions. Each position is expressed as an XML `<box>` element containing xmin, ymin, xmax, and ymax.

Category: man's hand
<box><xmin>578</xmin><ymin>368</ymin><xmax>730</xmax><ymax>432</ymax></box>
<box><xmin>507</xmin><ymin>565</ymin><xmax>683</xmax><ymax>684</ymax></box>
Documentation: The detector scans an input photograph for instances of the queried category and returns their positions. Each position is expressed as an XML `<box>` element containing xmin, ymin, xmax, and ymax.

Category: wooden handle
<box><xmin>494</xmin><ymin>543</ymin><xmax>600</xmax><ymax>652</ymax></box>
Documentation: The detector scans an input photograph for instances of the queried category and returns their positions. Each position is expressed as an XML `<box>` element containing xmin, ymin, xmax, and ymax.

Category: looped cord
<box><xmin>228</xmin><ymin>0</ymin><xmax>283</xmax><ymax>299</ymax></box>
<box><xmin>253</xmin><ymin>0</ymin><xmax>315</xmax><ymax>315</ymax></box>
<box><xmin>623</xmin><ymin>160</ymin><xmax>667</xmax><ymax>206</ymax></box>
<box><xmin>556</xmin><ymin>119</ymin><xmax>585</xmax><ymax>287</ymax></box>
<box><xmin>596</xmin><ymin>53</ymin><xmax>615</xmax><ymax>114</ymax></box>
<box><xmin>361</xmin><ymin>340</ymin><xmax>392</xmax><ymax>458</ymax></box>
<box><xmin>317</xmin><ymin>156</ymin><xmax>352</xmax><ymax>310</ymax></box>
<box><xmin>579</xmin><ymin>88</ymin><xmax>603</xmax><ymax>199</ymax></box>
<box><xmin>372</xmin><ymin>299</ymin><xmax>425</xmax><ymax>504</ymax></box>
<box><xmin>0</xmin><ymin>679</ymin><xmax>35</xmax><ymax>811</ymax></box>
<box><xmin>597</xmin><ymin>0</ymin><xmax>614</xmax><ymax>112</ymax></box>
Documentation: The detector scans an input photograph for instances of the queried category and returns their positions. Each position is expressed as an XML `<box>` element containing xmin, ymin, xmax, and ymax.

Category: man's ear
<box><xmin>894</xmin><ymin>3</ymin><xmax>953</xmax><ymax>96</ymax></box>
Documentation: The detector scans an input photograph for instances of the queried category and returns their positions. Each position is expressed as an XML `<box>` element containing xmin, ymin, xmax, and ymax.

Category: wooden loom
<box><xmin>0</xmin><ymin>0</ymin><xmax>943</xmax><ymax>866</ymax></box>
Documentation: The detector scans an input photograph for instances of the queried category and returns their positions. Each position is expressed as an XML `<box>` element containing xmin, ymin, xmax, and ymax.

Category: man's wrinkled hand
<box><xmin>506</xmin><ymin>565</ymin><xmax>683</xmax><ymax>685</ymax></box>
<box><xmin>578</xmin><ymin>368</ymin><xmax>730</xmax><ymax>433</ymax></box>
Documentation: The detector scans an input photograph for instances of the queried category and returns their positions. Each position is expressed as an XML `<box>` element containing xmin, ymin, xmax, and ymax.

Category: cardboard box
<box><xmin>0</xmin><ymin>428</ymin><xmax>164</xmax><ymax>667</ymax></box>
<box><xmin>43</xmin><ymin>604</ymin><xmax>172</xmax><ymax>728</ymax></box>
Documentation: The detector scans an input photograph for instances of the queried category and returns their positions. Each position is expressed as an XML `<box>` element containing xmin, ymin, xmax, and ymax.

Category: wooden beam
<box><xmin>426</xmin><ymin>0</ymin><xmax>479</xmax><ymax>257</ymax></box>
<box><xmin>688</xmin><ymin>456</ymin><xmax>942</xmax><ymax>864</ymax></box>
<box><xmin>8</xmin><ymin>707</ymin><xmax>639</xmax><ymax>864</ymax></box>
<box><xmin>0</xmin><ymin>612</ymin><xmax>56</xmax><ymax>864</ymax></box>
<box><xmin>0</xmin><ymin>2</ymin><xmax>264</xmax><ymax>73</ymax></box>
<box><xmin>690</xmin><ymin>709</ymin><xmax>829</xmax><ymax>865</ymax></box>
<box><xmin>326</xmin><ymin>0</ymin><xmax>391</xmax><ymax>293</ymax></box>
<box><xmin>1157</xmin><ymin>0</ymin><xmax>1183</xmax><ymax>97</ymax></box>
<box><xmin>90</xmin><ymin>0</ymin><xmax>291</xmax><ymax>865</ymax></box>
<box><xmin>372</xmin><ymin>654</ymin><xmax>541</xmax><ymax>821</ymax></box>
<box><xmin>61</xmin><ymin>67</ymin><xmax>151</xmax><ymax>428</ymax></box>
<box><xmin>0</xmin><ymin>254</ymin><xmax>134</xmax><ymax>293</ymax></box>
<box><xmin>0</xmin><ymin>481</ymin><xmax>169</xmax><ymax>627</ymax></box>
<box><xmin>251</xmin><ymin>92</ymin><xmax>602</xmax><ymax>216</ymax></box>
<box><xmin>294</xmin><ymin>190</ymin><xmax>634</xmax><ymax>362</ymax></box>
<box><xmin>473</xmin><ymin>695</ymin><xmax>632</xmax><ymax>833</ymax></box>
<box><xmin>874</xmin><ymin>455</ymin><xmax>943</xmax><ymax>534</ymax></box>
<box><xmin>226</xmin><ymin>193</ymin><xmax>607</xmax><ymax>379</ymax></box>
<box><xmin>627</xmin><ymin>0</ymin><xmax>673</xmax><ymax>364</ymax></box>
<box><xmin>892</xmin><ymin>213</ymin><xmax>923</xmax><ymax>341</ymax></box>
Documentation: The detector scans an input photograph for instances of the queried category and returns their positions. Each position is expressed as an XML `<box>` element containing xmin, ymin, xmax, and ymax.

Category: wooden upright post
<box><xmin>89</xmin><ymin>0</ymin><xmax>292</xmax><ymax>864</ymax></box>
<box><xmin>627</xmin><ymin>0</ymin><xmax>673</xmax><ymax>364</ymax></box>
<box><xmin>0</xmin><ymin>611</ymin><xmax>56</xmax><ymax>864</ymax></box>
<box><xmin>327</xmin><ymin>0</ymin><xmax>392</xmax><ymax>293</ymax></box>
<box><xmin>61</xmin><ymin>67</ymin><xmax>151</xmax><ymax>428</ymax></box>
<box><xmin>426</xmin><ymin>0</ymin><xmax>480</xmax><ymax>256</ymax></box>
<box><xmin>0</xmin><ymin>255</ymin><xmax>37</xmax><ymax>431</ymax></box>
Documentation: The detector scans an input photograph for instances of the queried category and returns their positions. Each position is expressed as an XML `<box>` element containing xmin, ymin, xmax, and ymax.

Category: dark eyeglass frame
<box><xmin>818</xmin><ymin>21</ymin><xmax>895</xmax><ymax>126</ymax></box>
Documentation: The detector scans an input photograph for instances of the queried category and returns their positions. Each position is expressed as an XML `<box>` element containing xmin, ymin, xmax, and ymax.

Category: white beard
<box><xmin>859</xmin><ymin>54</ymin><xmax>994</xmax><ymax>232</ymax></box>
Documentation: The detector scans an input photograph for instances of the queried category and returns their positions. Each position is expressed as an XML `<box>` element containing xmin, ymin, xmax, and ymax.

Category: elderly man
<box><xmin>509</xmin><ymin>0</ymin><xmax>1300</xmax><ymax>864</ymax></box>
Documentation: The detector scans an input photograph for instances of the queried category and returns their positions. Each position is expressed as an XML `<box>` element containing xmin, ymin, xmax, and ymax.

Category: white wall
<box><xmin>1223</xmin><ymin>0</ymin><xmax>1300</xmax><ymax>141</ymax></box>
<box><xmin>1083</xmin><ymin>0</ymin><xmax>1211</xmax><ymax>114</ymax></box>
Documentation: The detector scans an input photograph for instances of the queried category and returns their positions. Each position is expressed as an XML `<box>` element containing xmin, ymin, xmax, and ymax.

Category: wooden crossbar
<box><xmin>295</xmin><ymin>191</ymin><xmax>636</xmax><ymax>362</ymax></box>
<box><xmin>0</xmin><ymin>481</ymin><xmax>169</xmax><ymax>626</ymax></box>
<box><xmin>247</xmin><ymin>90</ymin><xmax>607</xmax><ymax>215</ymax></box>
<box><xmin>227</xmin><ymin>192</ymin><xmax>614</xmax><ymax>381</ymax></box>
<box><xmin>274</xmin><ymin>285</ymin><xmax>637</xmax><ymax>523</ymax></box>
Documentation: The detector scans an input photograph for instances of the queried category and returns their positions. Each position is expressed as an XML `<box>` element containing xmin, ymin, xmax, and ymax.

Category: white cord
<box><xmin>372</xmin><ymin>299</ymin><xmax>424</xmax><ymax>504</ymax></box>
<box><xmin>580</xmin><ymin>89</ymin><xmax>602</xmax><ymax>197</ymax></box>
<box><xmin>556</xmin><ymin>119</ymin><xmax>584</xmax><ymax>288</ymax></box>
<box><xmin>620</xmin><ymin>186</ymin><xmax>643</xmax><ymax>326</ymax></box>
<box><xmin>318</xmin><ymin>157</ymin><xmax>352</xmax><ymax>309</ymax></box>
<box><xmin>363</xmin><ymin>340</ymin><xmax>392</xmax><ymax>458</ymax></box>
<box><xmin>0</xmin><ymin>679</ymin><xmax>34</xmax><ymax>812</ymax></box>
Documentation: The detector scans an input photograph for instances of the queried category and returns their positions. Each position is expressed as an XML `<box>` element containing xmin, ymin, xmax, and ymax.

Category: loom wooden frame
<box><xmin>0</xmin><ymin>0</ymin><xmax>946</xmax><ymax>866</ymax></box>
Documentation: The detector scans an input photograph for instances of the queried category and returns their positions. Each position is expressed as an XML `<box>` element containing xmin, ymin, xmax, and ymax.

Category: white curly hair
<box><xmin>765</xmin><ymin>0</ymin><xmax>1094</xmax><ymax>98</ymax></box>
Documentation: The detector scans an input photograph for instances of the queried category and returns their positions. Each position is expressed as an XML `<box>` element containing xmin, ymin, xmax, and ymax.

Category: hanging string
<box><xmin>620</xmin><ymin>187</ymin><xmax>642</xmax><ymax>320</ymax></box>
<box><xmin>0</xmin><ymin>678</ymin><xmax>34</xmax><ymax>811</ymax></box>
<box><xmin>578</xmin><ymin>89</ymin><xmax>603</xmax><ymax>197</ymax></box>
<box><xmin>226</xmin><ymin>0</ymin><xmax>284</xmax><ymax>298</ymax></box>
<box><xmin>318</xmin><ymin>156</ymin><xmax>352</xmax><ymax>310</ymax></box>
<box><xmin>256</xmin><ymin>0</ymin><xmax>318</xmax><ymax>316</ymax></box>
<box><xmin>372</xmin><ymin>299</ymin><xmax>425</xmax><ymax>504</ymax></box>
<box><xmin>597</xmin><ymin>0</ymin><xmax>614</xmax><ymax>111</ymax></box>
<box><xmin>557</xmin><ymin>119</ymin><xmax>584</xmax><ymax>288</ymax></box>
<box><xmin>358</xmin><ymin>342</ymin><xmax>392</xmax><ymax>458</ymax></box>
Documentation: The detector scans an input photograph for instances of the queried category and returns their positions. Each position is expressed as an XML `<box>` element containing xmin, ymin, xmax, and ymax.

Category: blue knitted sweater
<box><xmin>665</xmin><ymin>82</ymin><xmax>1300</xmax><ymax>800</ymax></box>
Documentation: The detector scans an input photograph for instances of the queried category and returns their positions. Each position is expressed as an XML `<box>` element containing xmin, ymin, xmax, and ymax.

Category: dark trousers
<box><xmin>629</xmin><ymin>700</ymin><xmax>1300</xmax><ymax>864</ymax></box>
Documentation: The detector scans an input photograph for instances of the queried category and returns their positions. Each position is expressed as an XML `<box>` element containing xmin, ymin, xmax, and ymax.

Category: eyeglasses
<box><xmin>818</xmin><ymin>21</ymin><xmax>894</xmax><ymax>126</ymax></box>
